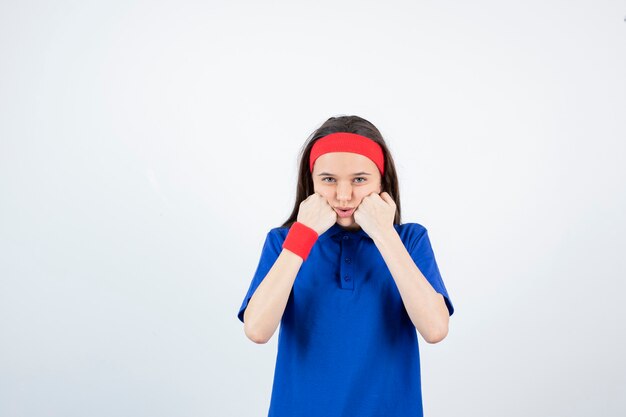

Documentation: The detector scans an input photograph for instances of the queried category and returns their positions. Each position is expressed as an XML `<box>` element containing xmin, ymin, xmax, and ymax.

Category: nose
<box><xmin>336</xmin><ymin>183</ymin><xmax>352</xmax><ymax>203</ymax></box>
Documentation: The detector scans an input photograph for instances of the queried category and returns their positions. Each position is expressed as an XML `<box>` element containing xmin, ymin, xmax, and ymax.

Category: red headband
<box><xmin>309</xmin><ymin>132</ymin><xmax>385</xmax><ymax>175</ymax></box>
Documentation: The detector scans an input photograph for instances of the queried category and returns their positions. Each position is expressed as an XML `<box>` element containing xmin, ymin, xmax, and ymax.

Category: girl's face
<box><xmin>312</xmin><ymin>152</ymin><xmax>382</xmax><ymax>230</ymax></box>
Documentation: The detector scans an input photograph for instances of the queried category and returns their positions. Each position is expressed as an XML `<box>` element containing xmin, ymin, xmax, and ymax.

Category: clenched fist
<box><xmin>296</xmin><ymin>192</ymin><xmax>337</xmax><ymax>236</ymax></box>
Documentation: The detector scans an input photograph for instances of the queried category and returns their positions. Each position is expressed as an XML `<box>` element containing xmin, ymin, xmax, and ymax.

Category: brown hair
<box><xmin>280</xmin><ymin>115</ymin><xmax>402</xmax><ymax>228</ymax></box>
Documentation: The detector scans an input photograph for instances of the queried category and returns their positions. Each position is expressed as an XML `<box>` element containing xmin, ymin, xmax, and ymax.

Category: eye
<box><xmin>321</xmin><ymin>177</ymin><xmax>367</xmax><ymax>183</ymax></box>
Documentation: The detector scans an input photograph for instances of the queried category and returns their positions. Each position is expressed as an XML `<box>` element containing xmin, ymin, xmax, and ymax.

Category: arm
<box><xmin>243</xmin><ymin>248</ymin><xmax>303</xmax><ymax>344</ymax></box>
<box><xmin>372</xmin><ymin>228</ymin><xmax>450</xmax><ymax>344</ymax></box>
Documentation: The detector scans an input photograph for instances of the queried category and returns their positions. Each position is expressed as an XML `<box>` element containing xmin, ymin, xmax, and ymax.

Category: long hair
<box><xmin>280</xmin><ymin>115</ymin><xmax>402</xmax><ymax>228</ymax></box>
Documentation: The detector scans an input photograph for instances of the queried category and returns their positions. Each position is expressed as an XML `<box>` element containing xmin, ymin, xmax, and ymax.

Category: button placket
<box><xmin>339</xmin><ymin>234</ymin><xmax>355</xmax><ymax>290</ymax></box>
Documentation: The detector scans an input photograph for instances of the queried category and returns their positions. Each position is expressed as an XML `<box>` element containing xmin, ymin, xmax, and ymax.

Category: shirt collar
<box><xmin>318</xmin><ymin>223</ymin><xmax>371</xmax><ymax>242</ymax></box>
<box><xmin>317</xmin><ymin>223</ymin><xmax>403</xmax><ymax>242</ymax></box>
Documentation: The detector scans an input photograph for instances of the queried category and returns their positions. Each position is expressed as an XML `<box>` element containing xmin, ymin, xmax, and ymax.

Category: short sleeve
<box><xmin>407</xmin><ymin>225</ymin><xmax>455</xmax><ymax>317</ymax></box>
<box><xmin>237</xmin><ymin>228</ymin><xmax>285</xmax><ymax>323</ymax></box>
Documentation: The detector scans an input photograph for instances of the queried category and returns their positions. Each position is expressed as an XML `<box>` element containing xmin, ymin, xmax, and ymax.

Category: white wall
<box><xmin>1</xmin><ymin>1</ymin><xmax>625</xmax><ymax>416</ymax></box>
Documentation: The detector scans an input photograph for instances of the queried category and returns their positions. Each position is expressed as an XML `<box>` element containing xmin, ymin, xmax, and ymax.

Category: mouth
<box><xmin>335</xmin><ymin>207</ymin><xmax>355</xmax><ymax>218</ymax></box>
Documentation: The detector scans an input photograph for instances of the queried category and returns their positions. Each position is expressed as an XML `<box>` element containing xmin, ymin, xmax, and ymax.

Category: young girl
<box><xmin>237</xmin><ymin>115</ymin><xmax>455</xmax><ymax>417</ymax></box>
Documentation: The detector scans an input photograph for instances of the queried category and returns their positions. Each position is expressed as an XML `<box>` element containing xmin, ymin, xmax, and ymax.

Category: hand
<box><xmin>296</xmin><ymin>192</ymin><xmax>338</xmax><ymax>236</ymax></box>
<box><xmin>353</xmin><ymin>191</ymin><xmax>396</xmax><ymax>239</ymax></box>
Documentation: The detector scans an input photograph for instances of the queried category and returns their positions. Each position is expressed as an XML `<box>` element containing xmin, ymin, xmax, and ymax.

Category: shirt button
<box><xmin>345</xmin><ymin>257</ymin><xmax>351</xmax><ymax>263</ymax></box>
<box><xmin>342</xmin><ymin>235</ymin><xmax>349</xmax><ymax>240</ymax></box>
<box><xmin>343</xmin><ymin>275</ymin><xmax>351</xmax><ymax>281</ymax></box>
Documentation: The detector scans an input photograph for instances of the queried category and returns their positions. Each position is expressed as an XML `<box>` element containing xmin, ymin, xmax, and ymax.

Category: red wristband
<box><xmin>282</xmin><ymin>222</ymin><xmax>319</xmax><ymax>261</ymax></box>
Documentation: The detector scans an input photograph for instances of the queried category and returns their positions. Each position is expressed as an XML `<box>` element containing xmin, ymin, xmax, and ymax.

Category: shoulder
<box><xmin>269</xmin><ymin>225</ymin><xmax>290</xmax><ymax>235</ymax></box>
<box><xmin>394</xmin><ymin>222</ymin><xmax>428</xmax><ymax>238</ymax></box>
<box><xmin>266</xmin><ymin>226</ymin><xmax>290</xmax><ymax>242</ymax></box>
<box><xmin>256</xmin><ymin>226</ymin><xmax>290</xmax><ymax>255</ymax></box>
<box><xmin>393</xmin><ymin>222</ymin><xmax>430</xmax><ymax>249</ymax></box>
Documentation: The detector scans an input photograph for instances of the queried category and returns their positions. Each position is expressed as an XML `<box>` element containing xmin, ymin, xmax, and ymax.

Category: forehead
<box><xmin>313</xmin><ymin>152</ymin><xmax>379</xmax><ymax>176</ymax></box>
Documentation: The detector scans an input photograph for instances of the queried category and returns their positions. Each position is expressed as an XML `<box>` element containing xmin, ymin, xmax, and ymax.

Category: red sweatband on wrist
<box><xmin>309</xmin><ymin>132</ymin><xmax>385</xmax><ymax>175</ymax></box>
<box><xmin>282</xmin><ymin>221</ymin><xmax>319</xmax><ymax>261</ymax></box>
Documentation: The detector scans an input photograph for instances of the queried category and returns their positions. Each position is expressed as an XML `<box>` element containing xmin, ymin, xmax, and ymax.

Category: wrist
<box><xmin>371</xmin><ymin>225</ymin><xmax>398</xmax><ymax>244</ymax></box>
<box><xmin>282</xmin><ymin>222</ymin><xmax>319</xmax><ymax>261</ymax></box>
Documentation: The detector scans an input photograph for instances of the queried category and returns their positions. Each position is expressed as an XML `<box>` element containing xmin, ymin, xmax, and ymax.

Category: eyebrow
<box><xmin>317</xmin><ymin>172</ymin><xmax>372</xmax><ymax>176</ymax></box>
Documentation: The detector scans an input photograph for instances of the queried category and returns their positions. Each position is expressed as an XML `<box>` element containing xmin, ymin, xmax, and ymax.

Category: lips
<box><xmin>335</xmin><ymin>207</ymin><xmax>355</xmax><ymax>218</ymax></box>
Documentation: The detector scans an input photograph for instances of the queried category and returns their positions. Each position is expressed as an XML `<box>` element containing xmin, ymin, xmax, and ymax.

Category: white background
<box><xmin>1</xmin><ymin>1</ymin><xmax>625</xmax><ymax>416</ymax></box>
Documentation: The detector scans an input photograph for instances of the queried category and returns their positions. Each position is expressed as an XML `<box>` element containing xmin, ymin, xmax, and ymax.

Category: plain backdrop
<box><xmin>1</xmin><ymin>1</ymin><xmax>625</xmax><ymax>416</ymax></box>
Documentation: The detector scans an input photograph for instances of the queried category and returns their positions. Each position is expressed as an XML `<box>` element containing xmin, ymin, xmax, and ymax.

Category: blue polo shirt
<box><xmin>237</xmin><ymin>222</ymin><xmax>454</xmax><ymax>417</ymax></box>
